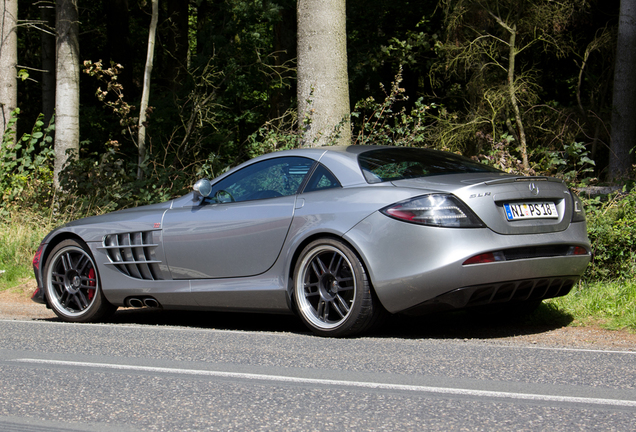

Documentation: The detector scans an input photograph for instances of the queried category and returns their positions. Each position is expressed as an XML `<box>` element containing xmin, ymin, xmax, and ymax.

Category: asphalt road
<box><xmin>0</xmin><ymin>311</ymin><xmax>635</xmax><ymax>431</ymax></box>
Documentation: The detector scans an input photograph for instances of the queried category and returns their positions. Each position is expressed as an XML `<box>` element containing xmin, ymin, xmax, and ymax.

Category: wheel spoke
<box><xmin>329</xmin><ymin>253</ymin><xmax>343</xmax><ymax>273</ymax></box>
<box><xmin>332</xmin><ymin>297</ymin><xmax>348</xmax><ymax>318</ymax></box>
<box><xmin>319</xmin><ymin>299</ymin><xmax>336</xmax><ymax>322</ymax></box>
<box><xmin>76</xmin><ymin>291</ymin><xmax>89</xmax><ymax>309</ymax></box>
<box><xmin>61</xmin><ymin>253</ymin><xmax>72</xmax><ymax>272</ymax></box>
<box><xmin>334</xmin><ymin>294</ymin><xmax>349</xmax><ymax>318</ymax></box>
<box><xmin>76</xmin><ymin>254</ymin><xmax>90</xmax><ymax>274</ymax></box>
<box><xmin>316</xmin><ymin>300</ymin><xmax>324</xmax><ymax>320</ymax></box>
<box><xmin>80</xmin><ymin>276</ymin><xmax>96</xmax><ymax>288</ymax></box>
<box><xmin>313</xmin><ymin>256</ymin><xmax>329</xmax><ymax>276</ymax></box>
<box><xmin>335</xmin><ymin>277</ymin><xmax>354</xmax><ymax>288</ymax></box>
<box><xmin>60</xmin><ymin>291</ymin><xmax>71</xmax><ymax>308</ymax></box>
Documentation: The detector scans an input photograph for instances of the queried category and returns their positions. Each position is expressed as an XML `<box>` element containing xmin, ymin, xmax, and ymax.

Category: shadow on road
<box><xmin>44</xmin><ymin>301</ymin><xmax>574</xmax><ymax>340</ymax></box>
<box><xmin>373</xmin><ymin>302</ymin><xmax>575</xmax><ymax>340</ymax></box>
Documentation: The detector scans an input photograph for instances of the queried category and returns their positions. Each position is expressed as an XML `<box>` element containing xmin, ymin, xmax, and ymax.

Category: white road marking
<box><xmin>13</xmin><ymin>358</ymin><xmax>636</xmax><ymax>408</ymax></box>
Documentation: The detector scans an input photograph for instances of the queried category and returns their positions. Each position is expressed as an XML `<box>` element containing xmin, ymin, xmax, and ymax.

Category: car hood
<box><xmin>64</xmin><ymin>200</ymin><xmax>174</xmax><ymax>228</ymax></box>
<box><xmin>40</xmin><ymin>200</ymin><xmax>175</xmax><ymax>245</ymax></box>
<box><xmin>391</xmin><ymin>174</ymin><xmax>575</xmax><ymax>235</ymax></box>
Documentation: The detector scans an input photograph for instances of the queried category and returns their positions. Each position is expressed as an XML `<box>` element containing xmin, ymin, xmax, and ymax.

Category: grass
<box><xmin>547</xmin><ymin>280</ymin><xmax>636</xmax><ymax>332</ymax></box>
<box><xmin>0</xmin><ymin>211</ymin><xmax>56</xmax><ymax>291</ymax></box>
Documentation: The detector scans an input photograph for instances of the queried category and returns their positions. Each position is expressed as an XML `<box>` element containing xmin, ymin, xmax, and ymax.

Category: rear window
<box><xmin>358</xmin><ymin>148</ymin><xmax>501</xmax><ymax>184</ymax></box>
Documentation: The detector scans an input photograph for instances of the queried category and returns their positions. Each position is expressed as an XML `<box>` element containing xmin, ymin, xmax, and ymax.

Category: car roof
<box><xmin>243</xmin><ymin>145</ymin><xmax>392</xmax><ymax>187</ymax></box>
<box><xmin>216</xmin><ymin>145</ymin><xmax>489</xmax><ymax>188</ymax></box>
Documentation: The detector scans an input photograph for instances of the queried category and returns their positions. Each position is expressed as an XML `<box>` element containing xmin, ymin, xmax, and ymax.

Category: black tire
<box><xmin>293</xmin><ymin>238</ymin><xmax>379</xmax><ymax>337</ymax></box>
<box><xmin>43</xmin><ymin>239</ymin><xmax>117</xmax><ymax>322</ymax></box>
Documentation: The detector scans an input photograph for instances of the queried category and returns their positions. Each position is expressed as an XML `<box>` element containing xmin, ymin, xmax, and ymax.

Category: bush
<box><xmin>0</xmin><ymin>110</ymin><xmax>55</xmax><ymax>218</ymax></box>
<box><xmin>582</xmin><ymin>188</ymin><xmax>636</xmax><ymax>281</ymax></box>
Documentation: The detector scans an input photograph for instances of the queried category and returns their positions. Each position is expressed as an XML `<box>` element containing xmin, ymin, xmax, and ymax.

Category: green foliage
<box><xmin>243</xmin><ymin>110</ymin><xmax>301</xmax><ymax>159</ymax></box>
<box><xmin>583</xmin><ymin>188</ymin><xmax>636</xmax><ymax>281</ymax></box>
<box><xmin>0</xmin><ymin>210</ymin><xmax>55</xmax><ymax>290</ymax></box>
<box><xmin>190</xmin><ymin>0</ymin><xmax>297</xmax><ymax>153</ymax></box>
<box><xmin>58</xmin><ymin>144</ymin><xmax>196</xmax><ymax>216</ymax></box>
<box><xmin>351</xmin><ymin>69</ymin><xmax>437</xmax><ymax>148</ymax></box>
<box><xmin>473</xmin><ymin>132</ymin><xmax>524</xmax><ymax>173</ymax></box>
<box><xmin>0</xmin><ymin>109</ymin><xmax>55</xmax><ymax>218</ymax></box>
<box><xmin>549</xmin><ymin>279</ymin><xmax>636</xmax><ymax>331</ymax></box>
<box><xmin>546</xmin><ymin>141</ymin><xmax>596</xmax><ymax>184</ymax></box>
<box><xmin>428</xmin><ymin>0</ymin><xmax>613</xmax><ymax>178</ymax></box>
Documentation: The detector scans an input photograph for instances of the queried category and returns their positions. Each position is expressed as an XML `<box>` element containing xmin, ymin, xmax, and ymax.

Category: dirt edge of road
<box><xmin>1</xmin><ymin>279</ymin><xmax>635</xmax><ymax>351</ymax></box>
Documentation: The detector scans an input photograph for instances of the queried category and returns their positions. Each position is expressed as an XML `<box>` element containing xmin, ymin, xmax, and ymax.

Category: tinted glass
<box><xmin>209</xmin><ymin>157</ymin><xmax>315</xmax><ymax>203</ymax></box>
<box><xmin>358</xmin><ymin>148</ymin><xmax>501</xmax><ymax>183</ymax></box>
<box><xmin>303</xmin><ymin>164</ymin><xmax>341</xmax><ymax>193</ymax></box>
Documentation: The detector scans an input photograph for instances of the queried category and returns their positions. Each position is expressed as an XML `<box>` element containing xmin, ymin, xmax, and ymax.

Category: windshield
<box><xmin>358</xmin><ymin>147</ymin><xmax>501</xmax><ymax>183</ymax></box>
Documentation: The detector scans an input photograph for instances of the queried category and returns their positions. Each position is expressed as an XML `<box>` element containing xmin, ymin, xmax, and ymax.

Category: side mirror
<box><xmin>193</xmin><ymin>179</ymin><xmax>212</xmax><ymax>198</ymax></box>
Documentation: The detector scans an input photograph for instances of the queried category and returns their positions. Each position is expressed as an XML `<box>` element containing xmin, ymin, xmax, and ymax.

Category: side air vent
<box><xmin>99</xmin><ymin>231</ymin><xmax>163</xmax><ymax>280</ymax></box>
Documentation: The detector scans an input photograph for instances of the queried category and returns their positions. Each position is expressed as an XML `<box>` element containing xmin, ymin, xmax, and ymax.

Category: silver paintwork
<box><xmin>35</xmin><ymin>145</ymin><xmax>591</xmax><ymax>317</ymax></box>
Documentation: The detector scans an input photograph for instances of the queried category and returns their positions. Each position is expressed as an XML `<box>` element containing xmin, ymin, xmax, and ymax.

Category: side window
<box><xmin>208</xmin><ymin>157</ymin><xmax>314</xmax><ymax>203</ymax></box>
<box><xmin>303</xmin><ymin>164</ymin><xmax>341</xmax><ymax>193</ymax></box>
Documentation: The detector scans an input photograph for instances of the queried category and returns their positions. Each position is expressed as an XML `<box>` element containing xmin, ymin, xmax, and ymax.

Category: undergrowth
<box><xmin>547</xmin><ymin>280</ymin><xmax>636</xmax><ymax>331</ymax></box>
<box><xmin>0</xmin><ymin>211</ymin><xmax>57</xmax><ymax>290</ymax></box>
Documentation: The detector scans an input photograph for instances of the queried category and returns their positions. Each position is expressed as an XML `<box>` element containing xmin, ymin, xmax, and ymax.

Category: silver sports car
<box><xmin>32</xmin><ymin>145</ymin><xmax>591</xmax><ymax>336</ymax></box>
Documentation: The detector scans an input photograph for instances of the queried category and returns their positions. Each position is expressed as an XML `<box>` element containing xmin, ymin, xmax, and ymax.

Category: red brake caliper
<box><xmin>88</xmin><ymin>268</ymin><xmax>96</xmax><ymax>301</ymax></box>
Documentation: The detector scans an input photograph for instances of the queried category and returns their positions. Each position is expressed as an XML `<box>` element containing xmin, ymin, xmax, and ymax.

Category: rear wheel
<box><xmin>293</xmin><ymin>238</ymin><xmax>379</xmax><ymax>337</ymax></box>
<box><xmin>44</xmin><ymin>239</ymin><xmax>117</xmax><ymax>322</ymax></box>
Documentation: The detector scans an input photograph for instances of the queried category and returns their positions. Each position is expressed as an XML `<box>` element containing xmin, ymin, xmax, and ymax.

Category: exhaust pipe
<box><xmin>127</xmin><ymin>298</ymin><xmax>144</xmax><ymax>308</ymax></box>
<box><xmin>143</xmin><ymin>298</ymin><xmax>160</xmax><ymax>308</ymax></box>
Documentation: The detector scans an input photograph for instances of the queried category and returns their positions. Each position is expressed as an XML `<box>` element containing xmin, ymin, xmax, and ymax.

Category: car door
<box><xmin>162</xmin><ymin>157</ymin><xmax>315</xmax><ymax>279</ymax></box>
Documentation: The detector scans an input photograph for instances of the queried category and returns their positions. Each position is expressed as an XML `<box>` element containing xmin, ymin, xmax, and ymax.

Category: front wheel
<box><xmin>293</xmin><ymin>238</ymin><xmax>379</xmax><ymax>337</ymax></box>
<box><xmin>44</xmin><ymin>239</ymin><xmax>117</xmax><ymax>322</ymax></box>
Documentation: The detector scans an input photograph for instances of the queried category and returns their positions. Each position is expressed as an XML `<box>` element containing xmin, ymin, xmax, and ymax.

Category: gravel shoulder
<box><xmin>2</xmin><ymin>279</ymin><xmax>635</xmax><ymax>352</ymax></box>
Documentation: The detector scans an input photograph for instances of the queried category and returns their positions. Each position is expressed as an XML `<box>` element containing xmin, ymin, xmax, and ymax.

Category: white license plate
<box><xmin>504</xmin><ymin>202</ymin><xmax>558</xmax><ymax>220</ymax></box>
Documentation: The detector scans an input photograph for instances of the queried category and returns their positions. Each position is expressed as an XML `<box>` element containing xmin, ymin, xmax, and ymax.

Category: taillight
<box><xmin>32</xmin><ymin>244</ymin><xmax>44</xmax><ymax>271</ymax></box>
<box><xmin>463</xmin><ymin>246</ymin><xmax>589</xmax><ymax>265</ymax></box>
<box><xmin>381</xmin><ymin>194</ymin><xmax>485</xmax><ymax>228</ymax></box>
<box><xmin>463</xmin><ymin>251</ymin><xmax>505</xmax><ymax>265</ymax></box>
<box><xmin>568</xmin><ymin>246</ymin><xmax>588</xmax><ymax>256</ymax></box>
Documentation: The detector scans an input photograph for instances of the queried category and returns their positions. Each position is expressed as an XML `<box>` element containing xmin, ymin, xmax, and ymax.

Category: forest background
<box><xmin>1</xmin><ymin>0</ymin><xmax>635</xmax><ymax>330</ymax></box>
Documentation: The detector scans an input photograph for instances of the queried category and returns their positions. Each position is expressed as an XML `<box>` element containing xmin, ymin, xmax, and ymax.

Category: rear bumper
<box><xmin>402</xmin><ymin>276</ymin><xmax>578</xmax><ymax>315</ymax></box>
<box><xmin>344</xmin><ymin>212</ymin><xmax>591</xmax><ymax>313</ymax></box>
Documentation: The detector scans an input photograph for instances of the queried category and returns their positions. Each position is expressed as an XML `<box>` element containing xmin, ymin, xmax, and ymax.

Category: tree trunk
<box><xmin>505</xmin><ymin>25</ymin><xmax>529</xmax><ymax>174</ymax></box>
<box><xmin>297</xmin><ymin>0</ymin><xmax>351</xmax><ymax>147</ymax></box>
<box><xmin>609</xmin><ymin>0</ymin><xmax>636</xmax><ymax>181</ymax></box>
<box><xmin>0</xmin><ymin>0</ymin><xmax>18</xmax><ymax>142</ymax></box>
<box><xmin>41</xmin><ymin>2</ymin><xmax>56</xmax><ymax>127</ymax></box>
<box><xmin>54</xmin><ymin>0</ymin><xmax>80</xmax><ymax>189</ymax></box>
<box><xmin>137</xmin><ymin>0</ymin><xmax>158</xmax><ymax>180</ymax></box>
<box><xmin>491</xmin><ymin>14</ymin><xmax>530</xmax><ymax>174</ymax></box>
